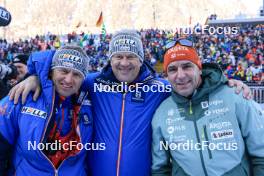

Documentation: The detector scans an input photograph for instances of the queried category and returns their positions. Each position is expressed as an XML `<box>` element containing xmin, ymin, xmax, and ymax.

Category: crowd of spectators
<box><xmin>0</xmin><ymin>24</ymin><xmax>263</xmax><ymax>83</ymax></box>
<box><xmin>193</xmin><ymin>24</ymin><xmax>263</xmax><ymax>83</ymax></box>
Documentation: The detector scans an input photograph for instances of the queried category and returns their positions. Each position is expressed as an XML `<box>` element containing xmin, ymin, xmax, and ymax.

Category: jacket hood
<box><xmin>27</xmin><ymin>50</ymin><xmax>56</xmax><ymax>101</ymax></box>
<box><xmin>172</xmin><ymin>63</ymin><xmax>228</xmax><ymax>104</ymax></box>
<box><xmin>28</xmin><ymin>50</ymin><xmax>56</xmax><ymax>87</ymax></box>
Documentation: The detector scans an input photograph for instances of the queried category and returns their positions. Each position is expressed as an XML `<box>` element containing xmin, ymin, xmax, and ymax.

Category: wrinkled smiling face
<box><xmin>111</xmin><ymin>52</ymin><xmax>142</xmax><ymax>83</ymax></box>
<box><xmin>13</xmin><ymin>63</ymin><xmax>28</xmax><ymax>80</ymax></box>
<box><xmin>167</xmin><ymin>60</ymin><xmax>201</xmax><ymax>97</ymax></box>
<box><xmin>51</xmin><ymin>68</ymin><xmax>83</xmax><ymax>97</ymax></box>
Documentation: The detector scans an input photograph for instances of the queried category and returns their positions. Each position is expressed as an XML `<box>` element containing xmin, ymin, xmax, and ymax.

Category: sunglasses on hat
<box><xmin>165</xmin><ymin>38</ymin><xmax>193</xmax><ymax>52</ymax></box>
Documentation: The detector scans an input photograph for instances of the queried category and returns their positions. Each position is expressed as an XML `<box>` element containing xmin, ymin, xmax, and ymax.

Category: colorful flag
<box><xmin>96</xmin><ymin>12</ymin><xmax>103</xmax><ymax>27</ymax></box>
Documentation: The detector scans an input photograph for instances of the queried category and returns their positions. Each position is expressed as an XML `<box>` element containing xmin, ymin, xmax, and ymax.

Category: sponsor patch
<box><xmin>83</xmin><ymin>114</ymin><xmax>92</xmax><ymax>125</ymax></box>
<box><xmin>82</xmin><ymin>99</ymin><xmax>91</xmax><ymax>106</ymax></box>
<box><xmin>21</xmin><ymin>107</ymin><xmax>47</xmax><ymax>119</ymax></box>
<box><xmin>166</xmin><ymin>117</ymin><xmax>185</xmax><ymax>125</ymax></box>
<box><xmin>167</xmin><ymin>125</ymin><xmax>186</xmax><ymax>134</ymax></box>
<box><xmin>77</xmin><ymin>91</ymin><xmax>86</xmax><ymax>104</ymax></box>
<box><xmin>167</xmin><ymin>45</ymin><xmax>188</xmax><ymax>54</ymax></box>
<box><xmin>201</xmin><ymin>100</ymin><xmax>223</xmax><ymax>109</ymax></box>
<box><xmin>201</xmin><ymin>101</ymin><xmax>209</xmax><ymax>109</ymax></box>
<box><xmin>173</xmin><ymin>125</ymin><xmax>186</xmax><ymax>132</ymax></box>
<box><xmin>114</xmin><ymin>39</ymin><xmax>136</xmax><ymax>46</ymax></box>
<box><xmin>209</xmin><ymin>121</ymin><xmax>232</xmax><ymax>130</ymax></box>
<box><xmin>169</xmin><ymin>135</ymin><xmax>187</xmax><ymax>143</ymax></box>
<box><xmin>211</xmin><ymin>129</ymin><xmax>234</xmax><ymax>140</ymax></box>
<box><xmin>204</xmin><ymin>107</ymin><xmax>229</xmax><ymax>116</ymax></box>
<box><xmin>131</xmin><ymin>91</ymin><xmax>145</xmax><ymax>103</ymax></box>
<box><xmin>58</xmin><ymin>53</ymin><xmax>83</xmax><ymax>64</ymax></box>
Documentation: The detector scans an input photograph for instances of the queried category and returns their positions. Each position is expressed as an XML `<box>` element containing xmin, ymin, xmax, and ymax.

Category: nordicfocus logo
<box><xmin>28</xmin><ymin>140</ymin><xmax>106</xmax><ymax>151</ymax></box>
<box><xmin>175</xmin><ymin>25</ymin><xmax>239</xmax><ymax>35</ymax></box>
<box><xmin>160</xmin><ymin>140</ymin><xmax>238</xmax><ymax>151</ymax></box>
<box><xmin>93</xmin><ymin>82</ymin><xmax>172</xmax><ymax>93</ymax></box>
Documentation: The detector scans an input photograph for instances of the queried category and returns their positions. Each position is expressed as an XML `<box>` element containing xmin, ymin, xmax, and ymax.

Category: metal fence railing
<box><xmin>246</xmin><ymin>82</ymin><xmax>264</xmax><ymax>104</ymax></box>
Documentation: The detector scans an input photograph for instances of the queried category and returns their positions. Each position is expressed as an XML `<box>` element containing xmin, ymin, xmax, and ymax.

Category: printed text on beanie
<box><xmin>51</xmin><ymin>48</ymin><xmax>88</xmax><ymax>78</ymax></box>
<box><xmin>163</xmin><ymin>44</ymin><xmax>202</xmax><ymax>72</ymax></box>
<box><xmin>109</xmin><ymin>30</ymin><xmax>144</xmax><ymax>62</ymax></box>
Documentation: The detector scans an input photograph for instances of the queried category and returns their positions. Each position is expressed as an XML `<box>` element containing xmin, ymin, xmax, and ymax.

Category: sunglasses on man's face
<box><xmin>165</xmin><ymin>39</ymin><xmax>193</xmax><ymax>51</ymax></box>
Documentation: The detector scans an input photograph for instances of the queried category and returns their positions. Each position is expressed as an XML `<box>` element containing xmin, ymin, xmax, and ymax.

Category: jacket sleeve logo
<box><xmin>21</xmin><ymin>106</ymin><xmax>47</xmax><ymax>119</ymax></box>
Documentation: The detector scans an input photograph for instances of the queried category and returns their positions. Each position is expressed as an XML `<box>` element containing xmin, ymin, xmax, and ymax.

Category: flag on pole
<box><xmin>96</xmin><ymin>12</ymin><xmax>103</xmax><ymax>27</ymax></box>
<box><xmin>101</xmin><ymin>23</ymin><xmax>106</xmax><ymax>40</ymax></box>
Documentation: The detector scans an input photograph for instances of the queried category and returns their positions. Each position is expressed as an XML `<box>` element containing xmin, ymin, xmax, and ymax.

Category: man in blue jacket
<box><xmin>9</xmin><ymin>30</ymin><xmax>251</xmax><ymax>176</ymax></box>
<box><xmin>0</xmin><ymin>45</ymin><xmax>93</xmax><ymax>175</ymax></box>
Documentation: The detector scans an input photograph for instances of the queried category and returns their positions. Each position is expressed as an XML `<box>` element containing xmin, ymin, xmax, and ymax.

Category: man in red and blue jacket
<box><xmin>0</xmin><ymin>46</ymin><xmax>93</xmax><ymax>175</ymax></box>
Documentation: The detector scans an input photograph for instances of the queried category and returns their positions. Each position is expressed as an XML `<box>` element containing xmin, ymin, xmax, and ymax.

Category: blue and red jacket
<box><xmin>0</xmin><ymin>51</ymin><xmax>93</xmax><ymax>176</ymax></box>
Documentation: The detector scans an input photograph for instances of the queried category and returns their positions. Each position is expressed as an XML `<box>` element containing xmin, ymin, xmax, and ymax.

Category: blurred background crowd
<box><xmin>0</xmin><ymin>23</ymin><xmax>263</xmax><ymax>103</ymax></box>
<box><xmin>0</xmin><ymin>24</ymin><xmax>263</xmax><ymax>82</ymax></box>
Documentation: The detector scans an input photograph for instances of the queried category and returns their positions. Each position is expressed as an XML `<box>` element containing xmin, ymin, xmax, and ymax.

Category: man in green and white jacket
<box><xmin>151</xmin><ymin>39</ymin><xmax>264</xmax><ymax>176</ymax></box>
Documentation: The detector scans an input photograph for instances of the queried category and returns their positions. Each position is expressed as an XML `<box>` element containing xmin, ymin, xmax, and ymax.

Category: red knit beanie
<box><xmin>163</xmin><ymin>44</ymin><xmax>202</xmax><ymax>72</ymax></box>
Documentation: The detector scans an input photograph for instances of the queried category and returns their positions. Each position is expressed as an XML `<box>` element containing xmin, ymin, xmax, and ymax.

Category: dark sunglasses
<box><xmin>165</xmin><ymin>39</ymin><xmax>193</xmax><ymax>51</ymax></box>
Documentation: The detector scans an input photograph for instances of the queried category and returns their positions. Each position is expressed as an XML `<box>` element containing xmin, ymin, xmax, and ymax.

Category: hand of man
<box><xmin>9</xmin><ymin>75</ymin><xmax>41</xmax><ymax>104</ymax></box>
<box><xmin>227</xmin><ymin>79</ymin><xmax>252</xmax><ymax>100</ymax></box>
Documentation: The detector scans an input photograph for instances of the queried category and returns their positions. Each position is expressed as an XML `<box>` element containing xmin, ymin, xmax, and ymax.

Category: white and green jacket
<box><xmin>152</xmin><ymin>63</ymin><xmax>264</xmax><ymax>176</ymax></box>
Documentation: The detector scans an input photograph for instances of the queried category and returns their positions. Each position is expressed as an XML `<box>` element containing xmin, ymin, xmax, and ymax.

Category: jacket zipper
<box><xmin>190</xmin><ymin>102</ymin><xmax>208</xmax><ymax>176</ymax></box>
<box><xmin>39</xmin><ymin>88</ymin><xmax>57</xmax><ymax>175</ymax></box>
<box><xmin>54</xmin><ymin>93</ymin><xmax>87</xmax><ymax>175</ymax></box>
<box><xmin>54</xmin><ymin>124</ymin><xmax>83</xmax><ymax>175</ymax></box>
<box><xmin>39</xmin><ymin>88</ymin><xmax>84</xmax><ymax>176</ymax></box>
<box><xmin>116</xmin><ymin>93</ymin><xmax>126</xmax><ymax>176</ymax></box>
<box><xmin>194</xmin><ymin>121</ymin><xmax>208</xmax><ymax>176</ymax></box>
<box><xmin>203</xmin><ymin>125</ymin><xmax>212</xmax><ymax>159</ymax></box>
<box><xmin>189</xmin><ymin>101</ymin><xmax>193</xmax><ymax>115</ymax></box>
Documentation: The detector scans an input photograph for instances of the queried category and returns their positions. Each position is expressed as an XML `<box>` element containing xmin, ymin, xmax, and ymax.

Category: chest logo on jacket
<box><xmin>211</xmin><ymin>129</ymin><xmax>234</xmax><ymax>140</ymax></box>
<box><xmin>21</xmin><ymin>106</ymin><xmax>47</xmax><ymax>119</ymax></box>
<box><xmin>131</xmin><ymin>90</ymin><xmax>145</xmax><ymax>103</ymax></box>
<box><xmin>201</xmin><ymin>100</ymin><xmax>224</xmax><ymax>109</ymax></box>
